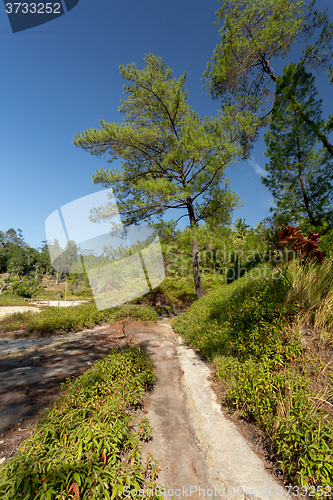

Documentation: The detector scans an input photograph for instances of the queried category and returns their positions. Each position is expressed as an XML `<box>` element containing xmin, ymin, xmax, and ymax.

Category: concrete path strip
<box><xmin>129</xmin><ymin>318</ymin><xmax>290</xmax><ymax>500</ymax></box>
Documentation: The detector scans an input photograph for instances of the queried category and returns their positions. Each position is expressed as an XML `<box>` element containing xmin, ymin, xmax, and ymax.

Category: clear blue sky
<box><xmin>1</xmin><ymin>0</ymin><xmax>333</xmax><ymax>249</ymax></box>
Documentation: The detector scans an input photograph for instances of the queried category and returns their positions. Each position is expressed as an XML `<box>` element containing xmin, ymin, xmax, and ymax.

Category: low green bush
<box><xmin>0</xmin><ymin>344</ymin><xmax>162</xmax><ymax>499</ymax></box>
<box><xmin>0</xmin><ymin>302</ymin><xmax>158</xmax><ymax>334</ymax></box>
<box><xmin>172</xmin><ymin>264</ymin><xmax>333</xmax><ymax>491</ymax></box>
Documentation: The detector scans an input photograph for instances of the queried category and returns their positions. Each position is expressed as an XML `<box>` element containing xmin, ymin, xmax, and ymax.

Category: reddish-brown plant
<box><xmin>277</xmin><ymin>225</ymin><xmax>325</xmax><ymax>264</ymax></box>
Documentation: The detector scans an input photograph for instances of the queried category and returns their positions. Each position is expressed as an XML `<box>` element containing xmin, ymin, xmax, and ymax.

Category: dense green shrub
<box><xmin>0</xmin><ymin>344</ymin><xmax>162</xmax><ymax>499</ymax></box>
<box><xmin>172</xmin><ymin>264</ymin><xmax>333</xmax><ymax>491</ymax></box>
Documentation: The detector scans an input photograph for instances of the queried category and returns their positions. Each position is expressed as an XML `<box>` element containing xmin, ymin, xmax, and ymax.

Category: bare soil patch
<box><xmin>0</xmin><ymin>321</ymin><xmax>132</xmax><ymax>464</ymax></box>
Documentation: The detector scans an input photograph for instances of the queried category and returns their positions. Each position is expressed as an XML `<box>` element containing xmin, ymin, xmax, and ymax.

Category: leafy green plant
<box><xmin>319</xmin><ymin>228</ymin><xmax>333</xmax><ymax>257</ymax></box>
<box><xmin>0</xmin><ymin>344</ymin><xmax>164</xmax><ymax>499</ymax></box>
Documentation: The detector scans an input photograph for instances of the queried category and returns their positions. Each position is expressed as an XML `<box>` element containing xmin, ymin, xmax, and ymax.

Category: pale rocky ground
<box><xmin>0</xmin><ymin>306</ymin><xmax>41</xmax><ymax>320</ymax></box>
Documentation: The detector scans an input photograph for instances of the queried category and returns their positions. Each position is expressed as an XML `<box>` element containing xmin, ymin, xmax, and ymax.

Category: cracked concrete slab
<box><xmin>176</xmin><ymin>342</ymin><xmax>288</xmax><ymax>500</ymax></box>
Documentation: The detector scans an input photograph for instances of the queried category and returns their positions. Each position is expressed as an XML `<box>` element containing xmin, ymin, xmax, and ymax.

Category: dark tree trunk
<box><xmin>191</xmin><ymin>236</ymin><xmax>206</xmax><ymax>299</ymax></box>
<box><xmin>297</xmin><ymin>107</ymin><xmax>333</xmax><ymax>158</ymax></box>
<box><xmin>294</xmin><ymin>111</ymin><xmax>318</xmax><ymax>227</ymax></box>
<box><xmin>187</xmin><ymin>198</ymin><xmax>206</xmax><ymax>300</ymax></box>
<box><xmin>298</xmin><ymin>169</ymin><xmax>317</xmax><ymax>226</ymax></box>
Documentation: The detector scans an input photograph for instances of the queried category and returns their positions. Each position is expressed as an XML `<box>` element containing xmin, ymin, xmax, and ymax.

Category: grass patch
<box><xmin>172</xmin><ymin>263</ymin><xmax>333</xmax><ymax>492</ymax></box>
<box><xmin>0</xmin><ymin>343</ymin><xmax>163</xmax><ymax>499</ymax></box>
<box><xmin>172</xmin><ymin>264</ymin><xmax>298</xmax><ymax>362</ymax></box>
<box><xmin>284</xmin><ymin>258</ymin><xmax>333</xmax><ymax>349</ymax></box>
<box><xmin>35</xmin><ymin>289</ymin><xmax>93</xmax><ymax>301</ymax></box>
<box><xmin>0</xmin><ymin>295</ymin><xmax>29</xmax><ymax>306</ymax></box>
<box><xmin>0</xmin><ymin>302</ymin><xmax>158</xmax><ymax>334</ymax></box>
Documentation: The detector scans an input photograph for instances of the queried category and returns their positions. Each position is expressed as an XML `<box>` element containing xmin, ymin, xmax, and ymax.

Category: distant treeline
<box><xmin>0</xmin><ymin>228</ymin><xmax>52</xmax><ymax>276</ymax></box>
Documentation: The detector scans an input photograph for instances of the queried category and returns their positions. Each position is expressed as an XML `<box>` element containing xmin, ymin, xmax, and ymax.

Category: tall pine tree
<box><xmin>262</xmin><ymin>63</ymin><xmax>333</xmax><ymax>232</ymax></box>
<box><xmin>73</xmin><ymin>54</ymin><xmax>242</xmax><ymax>299</ymax></box>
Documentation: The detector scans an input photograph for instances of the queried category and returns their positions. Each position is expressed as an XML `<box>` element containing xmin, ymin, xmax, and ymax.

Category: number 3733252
<box><xmin>5</xmin><ymin>3</ymin><xmax>61</xmax><ymax>14</ymax></box>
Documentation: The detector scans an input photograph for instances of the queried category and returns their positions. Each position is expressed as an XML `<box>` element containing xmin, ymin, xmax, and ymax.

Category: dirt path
<box><xmin>0</xmin><ymin>318</ymin><xmax>290</xmax><ymax>500</ymax></box>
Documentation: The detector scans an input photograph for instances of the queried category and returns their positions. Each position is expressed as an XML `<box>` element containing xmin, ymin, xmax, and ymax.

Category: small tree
<box><xmin>231</xmin><ymin>218</ymin><xmax>250</xmax><ymax>240</ymax></box>
<box><xmin>73</xmin><ymin>54</ymin><xmax>242</xmax><ymax>299</ymax></box>
<box><xmin>67</xmin><ymin>263</ymin><xmax>91</xmax><ymax>296</ymax></box>
<box><xmin>0</xmin><ymin>273</ymin><xmax>44</xmax><ymax>298</ymax></box>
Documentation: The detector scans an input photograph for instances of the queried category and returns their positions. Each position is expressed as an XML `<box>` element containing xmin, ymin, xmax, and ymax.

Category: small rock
<box><xmin>0</xmin><ymin>457</ymin><xmax>6</xmax><ymax>465</ymax></box>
